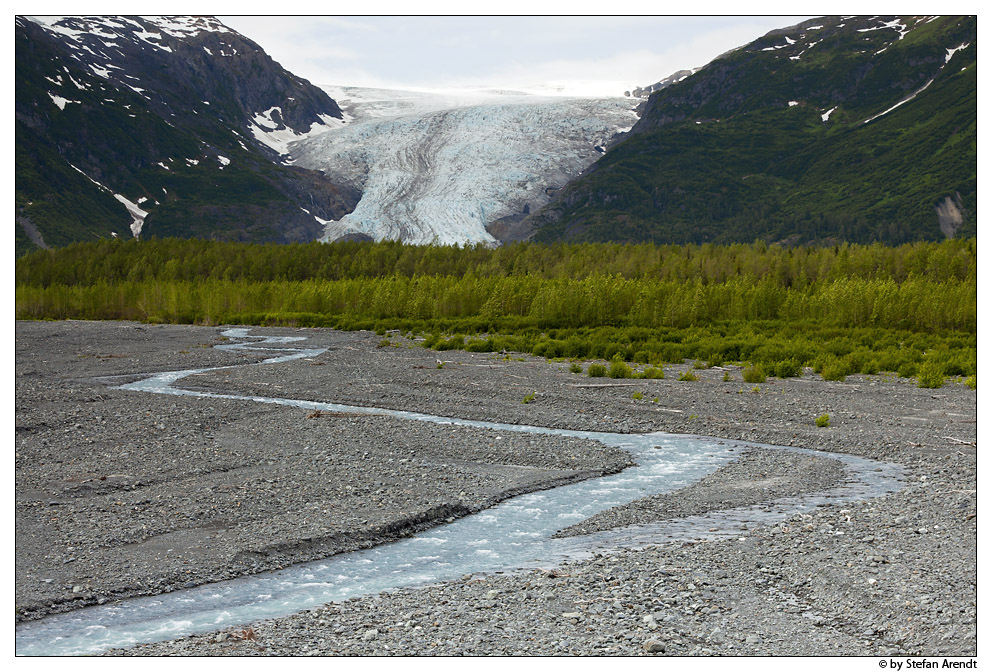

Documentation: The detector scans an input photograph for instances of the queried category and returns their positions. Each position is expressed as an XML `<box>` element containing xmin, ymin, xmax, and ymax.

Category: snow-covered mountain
<box><xmin>289</xmin><ymin>87</ymin><xmax>640</xmax><ymax>245</ymax></box>
<box><xmin>16</xmin><ymin>15</ymin><xmax>357</xmax><ymax>253</ymax></box>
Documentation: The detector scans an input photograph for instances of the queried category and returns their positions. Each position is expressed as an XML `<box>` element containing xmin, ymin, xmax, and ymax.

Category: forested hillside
<box><xmin>527</xmin><ymin>16</ymin><xmax>977</xmax><ymax>246</ymax></box>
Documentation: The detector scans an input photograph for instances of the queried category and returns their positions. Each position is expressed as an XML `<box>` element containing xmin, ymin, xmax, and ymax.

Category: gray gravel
<box><xmin>14</xmin><ymin>321</ymin><xmax>977</xmax><ymax>656</ymax></box>
<box><xmin>553</xmin><ymin>448</ymin><xmax>850</xmax><ymax>538</ymax></box>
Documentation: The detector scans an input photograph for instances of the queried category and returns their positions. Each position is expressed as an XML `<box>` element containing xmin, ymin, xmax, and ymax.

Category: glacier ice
<box><xmin>289</xmin><ymin>86</ymin><xmax>639</xmax><ymax>245</ymax></box>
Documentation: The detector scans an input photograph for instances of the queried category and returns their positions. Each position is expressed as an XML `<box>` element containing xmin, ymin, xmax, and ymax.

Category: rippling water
<box><xmin>14</xmin><ymin>330</ymin><xmax>903</xmax><ymax>656</ymax></box>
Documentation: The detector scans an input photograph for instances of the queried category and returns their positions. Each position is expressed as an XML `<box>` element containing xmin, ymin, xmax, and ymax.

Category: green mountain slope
<box><xmin>527</xmin><ymin>16</ymin><xmax>976</xmax><ymax>246</ymax></box>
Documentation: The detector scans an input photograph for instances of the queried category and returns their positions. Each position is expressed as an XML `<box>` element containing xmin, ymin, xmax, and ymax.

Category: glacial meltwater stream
<box><xmin>15</xmin><ymin>330</ymin><xmax>904</xmax><ymax>655</ymax></box>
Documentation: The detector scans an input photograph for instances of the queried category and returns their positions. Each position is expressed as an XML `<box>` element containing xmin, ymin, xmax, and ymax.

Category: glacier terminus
<box><xmin>288</xmin><ymin>86</ymin><xmax>640</xmax><ymax>246</ymax></box>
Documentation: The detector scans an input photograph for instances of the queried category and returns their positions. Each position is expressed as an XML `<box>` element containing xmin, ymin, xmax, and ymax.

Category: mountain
<box><xmin>524</xmin><ymin>15</ymin><xmax>977</xmax><ymax>246</ymax></box>
<box><xmin>289</xmin><ymin>86</ymin><xmax>639</xmax><ymax>245</ymax></box>
<box><xmin>15</xmin><ymin>15</ymin><xmax>359</xmax><ymax>256</ymax></box>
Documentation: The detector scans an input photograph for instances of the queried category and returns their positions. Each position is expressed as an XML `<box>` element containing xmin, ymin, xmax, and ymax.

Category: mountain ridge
<box><xmin>524</xmin><ymin>15</ymin><xmax>977</xmax><ymax>246</ymax></box>
<box><xmin>15</xmin><ymin>15</ymin><xmax>359</xmax><ymax>255</ymax></box>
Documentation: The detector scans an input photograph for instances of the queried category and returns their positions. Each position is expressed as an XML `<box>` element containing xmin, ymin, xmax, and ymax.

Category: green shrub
<box><xmin>820</xmin><ymin>359</ymin><xmax>848</xmax><ymax>382</ymax></box>
<box><xmin>815</xmin><ymin>413</ymin><xmax>830</xmax><ymax>427</ymax></box>
<box><xmin>678</xmin><ymin>370</ymin><xmax>698</xmax><ymax>382</ymax></box>
<box><xmin>742</xmin><ymin>364</ymin><xmax>766</xmax><ymax>383</ymax></box>
<box><xmin>608</xmin><ymin>358</ymin><xmax>633</xmax><ymax>379</ymax></box>
<box><xmin>897</xmin><ymin>361</ymin><xmax>919</xmax><ymax>378</ymax></box>
<box><xmin>377</xmin><ymin>338</ymin><xmax>391</xmax><ymax>348</ymax></box>
<box><xmin>637</xmin><ymin>366</ymin><xmax>665</xmax><ymax>379</ymax></box>
<box><xmin>465</xmin><ymin>337</ymin><xmax>495</xmax><ymax>352</ymax></box>
<box><xmin>587</xmin><ymin>363</ymin><xmax>607</xmax><ymax>378</ymax></box>
<box><xmin>568</xmin><ymin>362</ymin><xmax>583</xmax><ymax>374</ymax></box>
<box><xmin>917</xmin><ymin>361</ymin><xmax>945</xmax><ymax>389</ymax></box>
<box><xmin>522</xmin><ymin>391</ymin><xmax>536</xmax><ymax>404</ymax></box>
<box><xmin>632</xmin><ymin>391</ymin><xmax>644</xmax><ymax>400</ymax></box>
<box><xmin>773</xmin><ymin>359</ymin><xmax>802</xmax><ymax>378</ymax></box>
<box><xmin>434</xmin><ymin>334</ymin><xmax>466</xmax><ymax>351</ymax></box>
<box><xmin>722</xmin><ymin>371</ymin><xmax>731</xmax><ymax>382</ymax></box>
<box><xmin>965</xmin><ymin>375</ymin><xmax>977</xmax><ymax>390</ymax></box>
<box><xmin>860</xmin><ymin>359</ymin><xmax>880</xmax><ymax>375</ymax></box>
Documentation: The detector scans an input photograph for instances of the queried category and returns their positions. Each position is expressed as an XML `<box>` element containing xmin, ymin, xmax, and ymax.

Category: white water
<box><xmin>14</xmin><ymin>330</ymin><xmax>904</xmax><ymax>655</ymax></box>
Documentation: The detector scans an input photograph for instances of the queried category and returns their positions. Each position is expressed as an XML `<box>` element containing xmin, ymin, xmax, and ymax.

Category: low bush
<box><xmin>820</xmin><ymin>359</ymin><xmax>849</xmax><ymax>382</ymax></box>
<box><xmin>587</xmin><ymin>363</ymin><xmax>607</xmax><ymax>378</ymax></box>
<box><xmin>742</xmin><ymin>364</ymin><xmax>766</xmax><ymax>383</ymax></box>
<box><xmin>897</xmin><ymin>361</ymin><xmax>919</xmax><ymax>378</ymax></box>
<box><xmin>772</xmin><ymin>359</ymin><xmax>802</xmax><ymax>378</ymax></box>
<box><xmin>608</xmin><ymin>358</ymin><xmax>633</xmax><ymax>379</ymax></box>
<box><xmin>917</xmin><ymin>361</ymin><xmax>945</xmax><ymax>389</ymax></box>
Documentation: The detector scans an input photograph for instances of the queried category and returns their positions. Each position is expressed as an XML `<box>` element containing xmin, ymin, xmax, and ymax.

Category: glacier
<box><xmin>288</xmin><ymin>86</ymin><xmax>640</xmax><ymax>245</ymax></box>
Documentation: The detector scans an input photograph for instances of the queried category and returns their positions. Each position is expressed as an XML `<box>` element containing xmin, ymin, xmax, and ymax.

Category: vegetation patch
<box><xmin>15</xmin><ymin>239</ymin><xmax>976</xmax><ymax>385</ymax></box>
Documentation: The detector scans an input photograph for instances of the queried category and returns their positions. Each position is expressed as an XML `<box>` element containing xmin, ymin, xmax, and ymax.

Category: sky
<box><xmin>219</xmin><ymin>14</ymin><xmax>813</xmax><ymax>97</ymax></box>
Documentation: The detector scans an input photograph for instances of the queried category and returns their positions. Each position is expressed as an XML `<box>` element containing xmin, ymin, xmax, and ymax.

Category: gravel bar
<box><xmin>14</xmin><ymin>321</ymin><xmax>977</xmax><ymax>656</ymax></box>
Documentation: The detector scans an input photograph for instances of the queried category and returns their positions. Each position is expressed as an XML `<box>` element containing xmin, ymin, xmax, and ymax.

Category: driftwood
<box><xmin>941</xmin><ymin>436</ymin><xmax>977</xmax><ymax>446</ymax></box>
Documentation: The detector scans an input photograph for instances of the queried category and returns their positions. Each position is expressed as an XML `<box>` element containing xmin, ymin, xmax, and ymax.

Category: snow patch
<box><xmin>217</xmin><ymin>155</ymin><xmax>231</xmax><ymax>167</ymax></box>
<box><xmin>146</xmin><ymin>16</ymin><xmax>231</xmax><ymax>38</ymax></box>
<box><xmin>47</xmin><ymin>93</ymin><xmax>79</xmax><ymax>110</ymax></box>
<box><xmin>788</xmin><ymin>101</ymin><xmax>798</xmax><ymax>107</ymax></box>
<box><xmin>113</xmin><ymin>194</ymin><xmax>149</xmax><ymax>237</ymax></box>
<box><xmin>945</xmin><ymin>43</ymin><xmax>970</xmax><ymax>63</ymax></box>
<box><xmin>863</xmin><ymin>78</ymin><xmax>935</xmax><ymax>124</ymax></box>
<box><xmin>66</xmin><ymin>162</ymin><xmax>147</xmax><ymax>237</ymax></box>
<box><xmin>857</xmin><ymin>18</ymin><xmax>908</xmax><ymax>39</ymax></box>
<box><xmin>821</xmin><ymin>107</ymin><xmax>837</xmax><ymax>122</ymax></box>
<box><xmin>249</xmin><ymin>109</ymin><xmax>345</xmax><ymax>156</ymax></box>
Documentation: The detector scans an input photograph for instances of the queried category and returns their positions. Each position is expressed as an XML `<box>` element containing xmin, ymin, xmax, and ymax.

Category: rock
<box><xmin>643</xmin><ymin>639</ymin><xmax>665</xmax><ymax>653</ymax></box>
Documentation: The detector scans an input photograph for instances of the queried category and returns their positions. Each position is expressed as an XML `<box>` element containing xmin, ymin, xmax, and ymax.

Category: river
<box><xmin>14</xmin><ymin>329</ymin><xmax>903</xmax><ymax>655</ymax></box>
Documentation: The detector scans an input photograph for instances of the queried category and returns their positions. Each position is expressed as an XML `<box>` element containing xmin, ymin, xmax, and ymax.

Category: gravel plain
<box><xmin>14</xmin><ymin>320</ymin><xmax>978</xmax><ymax>656</ymax></box>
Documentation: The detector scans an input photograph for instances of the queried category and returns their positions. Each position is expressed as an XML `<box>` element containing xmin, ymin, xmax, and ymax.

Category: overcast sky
<box><xmin>218</xmin><ymin>14</ymin><xmax>813</xmax><ymax>96</ymax></box>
